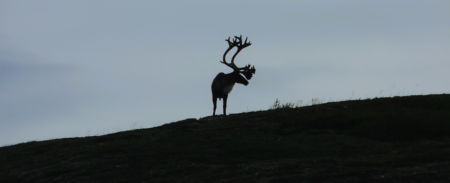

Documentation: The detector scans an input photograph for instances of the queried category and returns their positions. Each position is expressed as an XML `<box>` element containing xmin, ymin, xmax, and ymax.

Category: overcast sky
<box><xmin>1</xmin><ymin>1</ymin><xmax>449</xmax><ymax>146</ymax></box>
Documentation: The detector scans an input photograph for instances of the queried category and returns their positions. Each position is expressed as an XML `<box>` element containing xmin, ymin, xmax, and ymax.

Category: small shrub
<box><xmin>269</xmin><ymin>98</ymin><xmax>300</xmax><ymax>109</ymax></box>
<box><xmin>269</xmin><ymin>98</ymin><xmax>281</xmax><ymax>109</ymax></box>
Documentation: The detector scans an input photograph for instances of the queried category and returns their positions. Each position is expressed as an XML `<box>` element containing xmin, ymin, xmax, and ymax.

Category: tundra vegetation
<box><xmin>1</xmin><ymin>94</ymin><xmax>450</xmax><ymax>182</ymax></box>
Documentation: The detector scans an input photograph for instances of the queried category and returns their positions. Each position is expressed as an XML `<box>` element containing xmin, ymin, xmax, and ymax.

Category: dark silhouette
<box><xmin>211</xmin><ymin>35</ymin><xmax>256</xmax><ymax>116</ymax></box>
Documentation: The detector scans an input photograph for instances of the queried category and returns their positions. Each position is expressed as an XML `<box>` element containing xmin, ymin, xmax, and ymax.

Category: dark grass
<box><xmin>2</xmin><ymin>94</ymin><xmax>450</xmax><ymax>182</ymax></box>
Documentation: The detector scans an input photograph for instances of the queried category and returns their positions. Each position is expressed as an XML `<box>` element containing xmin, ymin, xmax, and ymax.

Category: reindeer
<box><xmin>211</xmin><ymin>35</ymin><xmax>256</xmax><ymax>116</ymax></box>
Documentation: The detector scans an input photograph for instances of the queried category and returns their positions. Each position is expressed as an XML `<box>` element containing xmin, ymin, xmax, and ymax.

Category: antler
<box><xmin>239</xmin><ymin>64</ymin><xmax>256</xmax><ymax>72</ymax></box>
<box><xmin>220</xmin><ymin>35</ymin><xmax>252</xmax><ymax>70</ymax></box>
<box><xmin>231</xmin><ymin>35</ymin><xmax>252</xmax><ymax>65</ymax></box>
<box><xmin>220</xmin><ymin>37</ymin><xmax>239</xmax><ymax>69</ymax></box>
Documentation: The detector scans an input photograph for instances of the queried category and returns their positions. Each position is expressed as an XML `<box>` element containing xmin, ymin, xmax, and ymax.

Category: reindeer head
<box><xmin>220</xmin><ymin>35</ymin><xmax>256</xmax><ymax>81</ymax></box>
<box><xmin>241</xmin><ymin>64</ymin><xmax>256</xmax><ymax>80</ymax></box>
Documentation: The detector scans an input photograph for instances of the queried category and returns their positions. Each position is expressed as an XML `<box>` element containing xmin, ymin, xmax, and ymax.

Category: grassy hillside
<box><xmin>2</xmin><ymin>94</ymin><xmax>450</xmax><ymax>182</ymax></box>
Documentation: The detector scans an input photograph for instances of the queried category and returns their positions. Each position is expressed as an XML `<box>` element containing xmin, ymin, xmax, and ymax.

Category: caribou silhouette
<box><xmin>211</xmin><ymin>35</ymin><xmax>256</xmax><ymax>116</ymax></box>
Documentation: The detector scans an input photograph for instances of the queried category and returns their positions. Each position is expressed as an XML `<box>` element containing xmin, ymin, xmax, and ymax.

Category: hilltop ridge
<box><xmin>1</xmin><ymin>94</ymin><xmax>450</xmax><ymax>182</ymax></box>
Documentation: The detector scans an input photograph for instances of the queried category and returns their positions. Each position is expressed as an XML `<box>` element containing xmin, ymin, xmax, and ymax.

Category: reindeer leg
<box><xmin>223</xmin><ymin>95</ymin><xmax>228</xmax><ymax>116</ymax></box>
<box><xmin>213</xmin><ymin>95</ymin><xmax>217</xmax><ymax>116</ymax></box>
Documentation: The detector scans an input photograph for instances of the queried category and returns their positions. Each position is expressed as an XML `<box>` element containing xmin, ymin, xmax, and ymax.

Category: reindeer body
<box><xmin>212</xmin><ymin>72</ymin><xmax>249</xmax><ymax>96</ymax></box>
<box><xmin>211</xmin><ymin>35</ymin><xmax>255</xmax><ymax>116</ymax></box>
<box><xmin>211</xmin><ymin>71</ymin><xmax>249</xmax><ymax>116</ymax></box>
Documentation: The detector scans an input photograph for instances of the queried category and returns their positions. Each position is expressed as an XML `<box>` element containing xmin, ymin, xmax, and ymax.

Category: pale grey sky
<box><xmin>1</xmin><ymin>1</ymin><xmax>449</xmax><ymax>146</ymax></box>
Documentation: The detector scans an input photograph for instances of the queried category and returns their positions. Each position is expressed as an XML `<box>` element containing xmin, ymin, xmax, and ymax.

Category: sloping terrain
<box><xmin>1</xmin><ymin>94</ymin><xmax>450</xmax><ymax>182</ymax></box>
